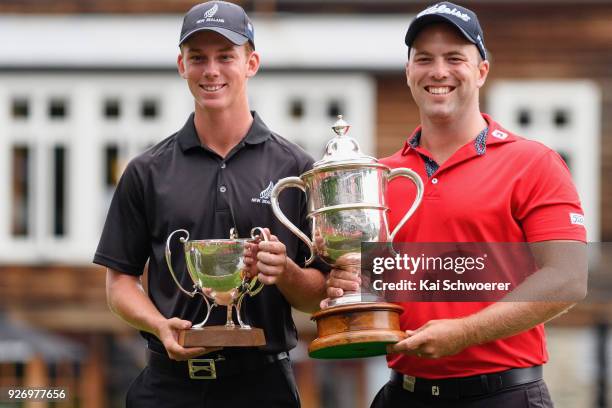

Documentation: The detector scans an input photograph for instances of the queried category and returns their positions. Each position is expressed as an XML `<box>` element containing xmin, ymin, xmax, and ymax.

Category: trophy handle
<box><xmin>270</xmin><ymin>177</ymin><xmax>316</xmax><ymax>266</ymax></box>
<box><xmin>387</xmin><ymin>168</ymin><xmax>424</xmax><ymax>242</ymax></box>
<box><xmin>230</xmin><ymin>227</ymin><xmax>270</xmax><ymax>330</ymax></box>
<box><xmin>165</xmin><ymin>229</ymin><xmax>198</xmax><ymax>297</ymax></box>
<box><xmin>192</xmin><ymin>294</ymin><xmax>215</xmax><ymax>329</ymax></box>
<box><xmin>246</xmin><ymin>227</ymin><xmax>270</xmax><ymax>296</ymax></box>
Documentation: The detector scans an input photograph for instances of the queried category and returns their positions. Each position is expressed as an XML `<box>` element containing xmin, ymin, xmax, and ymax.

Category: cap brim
<box><xmin>179</xmin><ymin>26</ymin><xmax>249</xmax><ymax>47</ymax></box>
<box><xmin>405</xmin><ymin>14</ymin><xmax>476</xmax><ymax>47</ymax></box>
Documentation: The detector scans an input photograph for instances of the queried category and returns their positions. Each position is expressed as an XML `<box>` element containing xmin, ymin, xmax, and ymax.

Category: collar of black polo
<box><xmin>178</xmin><ymin>111</ymin><xmax>271</xmax><ymax>152</ymax></box>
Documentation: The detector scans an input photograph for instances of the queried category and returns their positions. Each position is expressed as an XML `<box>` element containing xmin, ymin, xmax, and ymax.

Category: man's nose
<box><xmin>430</xmin><ymin>59</ymin><xmax>449</xmax><ymax>80</ymax></box>
<box><xmin>202</xmin><ymin>61</ymin><xmax>220</xmax><ymax>78</ymax></box>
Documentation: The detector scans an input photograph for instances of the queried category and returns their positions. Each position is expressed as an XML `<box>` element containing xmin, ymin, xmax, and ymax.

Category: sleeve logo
<box><xmin>569</xmin><ymin>212</ymin><xmax>585</xmax><ymax>226</ymax></box>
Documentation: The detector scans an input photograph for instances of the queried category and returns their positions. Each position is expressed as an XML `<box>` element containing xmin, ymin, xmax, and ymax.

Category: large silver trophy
<box><xmin>165</xmin><ymin>227</ymin><xmax>269</xmax><ymax>347</ymax></box>
<box><xmin>271</xmin><ymin>116</ymin><xmax>424</xmax><ymax>358</ymax></box>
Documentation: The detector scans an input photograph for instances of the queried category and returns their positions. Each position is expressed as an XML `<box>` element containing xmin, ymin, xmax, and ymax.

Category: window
<box><xmin>49</xmin><ymin>98</ymin><xmax>68</xmax><ymax>119</ymax></box>
<box><xmin>517</xmin><ymin>108</ymin><xmax>531</xmax><ymax>127</ymax></box>
<box><xmin>553</xmin><ymin>108</ymin><xmax>570</xmax><ymax>128</ymax></box>
<box><xmin>11</xmin><ymin>146</ymin><xmax>30</xmax><ymax>237</ymax></box>
<box><xmin>327</xmin><ymin>100</ymin><xmax>344</xmax><ymax>119</ymax></box>
<box><xmin>11</xmin><ymin>97</ymin><xmax>29</xmax><ymax>119</ymax></box>
<box><xmin>104</xmin><ymin>99</ymin><xmax>121</xmax><ymax>119</ymax></box>
<box><xmin>141</xmin><ymin>99</ymin><xmax>158</xmax><ymax>119</ymax></box>
<box><xmin>104</xmin><ymin>144</ymin><xmax>120</xmax><ymax>188</ymax></box>
<box><xmin>488</xmin><ymin>80</ymin><xmax>601</xmax><ymax>239</ymax></box>
<box><xmin>289</xmin><ymin>99</ymin><xmax>305</xmax><ymax>119</ymax></box>
<box><xmin>53</xmin><ymin>146</ymin><xmax>68</xmax><ymax>237</ymax></box>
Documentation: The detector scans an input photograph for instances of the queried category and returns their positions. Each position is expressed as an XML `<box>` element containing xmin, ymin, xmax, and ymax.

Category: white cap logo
<box><xmin>418</xmin><ymin>4</ymin><xmax>471</xmax><ymax>22</ymax></box>
<box><xmin>203</xmin><ymin>4</ymin><xmax>218</xmax><ymax>18</ymax></box>
<box><xmin>196</xmin><ymin>4</ymin><xmax>224</xmax><ymax>24</ymax></box>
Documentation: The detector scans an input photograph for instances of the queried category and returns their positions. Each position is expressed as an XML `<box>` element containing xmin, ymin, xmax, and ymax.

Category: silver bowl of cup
<box><xmin>165</xmin><ymin>227</ymin><xmax>269</xmax><ymax>329</ymax></box>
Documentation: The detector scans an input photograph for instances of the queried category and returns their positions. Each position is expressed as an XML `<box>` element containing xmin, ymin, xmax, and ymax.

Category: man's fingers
<box><xmin>327</xmin><ymin>277</ymin><xmax>359</xmax><ymax>292</ymax></box>
<box><xmin>169</xmin><ymin>346</ymin><xmax>210</xmax><ymax>361</ymax></box>
<box><xmin>387</xmin><ymin>332</ymin><xmax>423</xmax><ymax>354</ymax></box>
<box><xmin>330</xmin><ymin>269</ymin><xmax>361</xmax><ymax>283</ymax></box>
<box><xmin>168</xmin><ymin>317</ymin><xmax>191</xmax><ymax>330</ymax></box>
<box><xmin>257</xmin><ymin>273</ymin><xmax>276</xmax><ymax>285</ymax></box>
<box><xmin>258</xmin><ymin>240</ymin><xmax>285</xmax><ymax>254</ymax></box>
<box><xmin>326</xmin><ymin>286</ymin><xmax>344</xmax><ymax>298</ymax></box>
<box><xmin>257</xmin><ymin>250</ymin><xmax>286</xmax><ymax>266</ymax></box>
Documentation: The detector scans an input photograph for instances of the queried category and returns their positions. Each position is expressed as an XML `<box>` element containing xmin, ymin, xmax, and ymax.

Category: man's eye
<box><xmin>190</xmin><ymin>56</ymin><xmax>203</xmax><ymax>62</ymax></box>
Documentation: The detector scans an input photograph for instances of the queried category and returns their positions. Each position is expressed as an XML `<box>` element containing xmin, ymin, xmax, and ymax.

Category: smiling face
<box><xmin>406</xmin><ymin>23</ymin><xmax>489</xmax><ymax>124</ymax></box>
<box><xmin>177</xmin><ymin>31</ymin><xmax>259</xmax><ymax>113</ymax></box>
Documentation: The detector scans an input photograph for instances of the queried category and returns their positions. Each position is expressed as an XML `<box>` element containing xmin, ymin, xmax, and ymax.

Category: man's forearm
<box><xmin>464</xmin><ymin>241</ymin><xmax>587</xmax><ymax>346</ymax></box>
<box><xmin>462</xmin><ymin>301</ymin><xmax>574</xmax><ymax>346</ymax></box>
<box><xmin>106</xmin><ymin>269</ymin><xmax>165</xmax><ymax>337</ymax></box>
<box><xmin>275</xmin><ymin>260</ymin><xmax>326</xmax><ymax>313</ymax></box>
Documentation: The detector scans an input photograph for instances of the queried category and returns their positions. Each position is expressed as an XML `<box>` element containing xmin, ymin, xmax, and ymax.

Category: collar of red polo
<box><xmin>401</xmin><ymin>113</ymin><xmax>516</xmax><ymax>156</ymax></box>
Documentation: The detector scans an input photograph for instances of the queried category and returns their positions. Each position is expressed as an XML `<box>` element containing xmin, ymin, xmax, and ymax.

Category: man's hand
<box><xmin>243</xmin><ymin>241</ymin><xmax>260</xmax><ymax>279</ymax></box>
<box><xmin>386</xmin><ymin>319</ymin><xmax>472</xmax><ymax>359</ymax></box>
<box><xmin>320</xmin><ymin>267</ymin><xmax>361</xmax><ymax>309</ymax></box>
<box><xmin>254</xmin><ymin>229</ymin><xmax>288</xmax><ymax>285</ymax></box>
<box><xmin>155</xmin><ymin>317</ymin><xmax>221</xmax><ymax>361</ymax></box>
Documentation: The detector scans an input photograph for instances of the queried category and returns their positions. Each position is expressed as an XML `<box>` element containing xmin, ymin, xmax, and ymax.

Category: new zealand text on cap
<box><xmin>179</xmin><ymin>1</ymin><xmax>255</xmax><ymax>49</ymax></box>
<box><xmin>405</xmin><ymin>2</ymin><xmax>486</xmax><ymax>60</ymax></box>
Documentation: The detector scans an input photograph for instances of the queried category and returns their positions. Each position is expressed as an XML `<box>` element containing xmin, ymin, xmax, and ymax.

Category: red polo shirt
<box><xmin>382</xmin><ymin>113</ymin><xmax>586</xmax><ymax>379</ymax></box>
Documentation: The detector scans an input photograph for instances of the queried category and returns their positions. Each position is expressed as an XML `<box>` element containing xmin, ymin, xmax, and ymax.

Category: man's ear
<box><xmin>177</xmin><ymin>53</ymin><xmax>187</xmax><ymax>79</ymax></box>
<box><xmin>246</xmin><ymin>51</ymin><xmax>260</xmax><ymax>78</ymax></box>
<box><xmin>476</xmin><ymin>59</ymin><xmax>489</xmax><ymax>88</ymax></box>
<box><xmin>405</xmin><ymin>61</ymin><xmax>411</xmax><ymax>88</ymax></box>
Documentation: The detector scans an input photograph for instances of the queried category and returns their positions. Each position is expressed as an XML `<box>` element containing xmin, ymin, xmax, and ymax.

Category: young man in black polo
<box><xmin>94</xmin><ymin>2</ymin><xmax>326</xmax><ymax>406</ymax></box>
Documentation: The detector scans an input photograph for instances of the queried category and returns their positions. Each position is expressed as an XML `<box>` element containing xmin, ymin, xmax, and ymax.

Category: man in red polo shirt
<box><xmin>326</xmin><ymin>2</ymin><xmax>587</xmax><ymax>407</ymax></box>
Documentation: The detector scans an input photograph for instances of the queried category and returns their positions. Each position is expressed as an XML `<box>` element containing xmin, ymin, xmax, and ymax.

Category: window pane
<box><xmin>327</xmin><ymin>100</ymin><xmax>344</xmax><ymax>118</ymax></box>
<box><xmin>517</xmin><ymin>108</ymin><xmax>531</xmax><ymax>127</ymax></box>
<box><xmin>553</xmin><ymin>109</ymin><xmax>570</xmax><ymax>128</ymax></box>
<box><xmin>141</xmin><ymin>99</ymin><xmax>158</xmax><ymax>119</ymax></box>
<box><xmin>11</xmin><ymin>98</ymin><xmax>29</xmax><ymax>119</ymax></box>
<box><xmin>289</xmin><ymin>99</ymin><xmax>305</xmax><ymax>119</ymax></box>
<box><xmin>11</xmin><ymin>146</ymin><xmax>30</xmax><ymax>237</ymax></box>
<box><xmin>53</xmin><ymin>146</ymin><xmax>67</xmax><ymax>237</ymax></box>
<box><xmin>49</xmin><ymin>98</ymin><xmax>68</xmax><ymax>119</ymax></box>
<box><xmin>104</xmin><ymin>144</ymin><xmax>120</xmax><ymax>187</ymax></box>
<box><xmin>104</xmin><ymin>99</ymin><xmax>121</xmax><ymax>119</ymax></box>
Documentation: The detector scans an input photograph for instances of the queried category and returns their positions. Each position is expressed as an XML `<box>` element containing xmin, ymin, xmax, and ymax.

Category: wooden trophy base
<box><xmin>179</xmin><ymin>325</ymin><xmax>266</xmax><ymax>348</ymax></box>
<box><xmin>309</xmin><ymin>302</ymin><xmax>406</xmax><ymax>359</ymax></box>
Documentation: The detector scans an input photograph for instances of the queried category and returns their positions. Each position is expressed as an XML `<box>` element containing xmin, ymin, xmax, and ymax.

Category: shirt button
<box><xmin>431</xmin><ymin>178</ymin><xmax>439</xmax><ymax>184</ymax></box>
<box><xmin>220</xmin><ymin>162</ymin><xmax>226</xmax><ymax>169</ymax></box>
<box><xmin>219</xmin><ymin>185</ymin><xmax>227</xmax><ymax>193</ymax></box>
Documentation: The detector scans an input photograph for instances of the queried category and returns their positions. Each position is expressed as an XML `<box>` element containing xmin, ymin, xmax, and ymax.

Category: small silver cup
<box><xmin>165</xmin><ymin>227</ymin><xmax>269</xmax><ymax>330</ymax></box>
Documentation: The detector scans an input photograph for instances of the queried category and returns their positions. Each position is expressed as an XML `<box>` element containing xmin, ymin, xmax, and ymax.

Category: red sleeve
<box><xmin>512</xmin><ymin>149</ymin><xmax>587</xmax><ymax>242</ymax></box>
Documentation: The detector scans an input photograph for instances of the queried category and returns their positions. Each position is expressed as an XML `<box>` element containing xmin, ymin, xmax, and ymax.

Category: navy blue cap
<box><xmin>179</xmin><ymin>1</ymin><xmax>255</xmax><ymax>49</ymax></box>
<box><xmin>405</xmin><ymin>2</ymin><xmax>486</xmax><ymax>60</ymax></box>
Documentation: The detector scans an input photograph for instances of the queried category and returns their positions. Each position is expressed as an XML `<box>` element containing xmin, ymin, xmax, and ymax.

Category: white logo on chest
<box><xmin>251</xmin><ymin>181</ymin><xmax>274</xmax><ymax>205</ymax></box>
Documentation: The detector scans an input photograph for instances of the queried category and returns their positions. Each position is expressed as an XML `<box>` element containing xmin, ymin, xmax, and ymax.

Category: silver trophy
<box><xmin>271</xmin><ymin>116</ymin><xmax>424</xmax><ymax>358</ymax></box>
<box><xmin>165</xmin><ymin>227</ymin><xmax>269</xmax><ymax>347</ymax></box>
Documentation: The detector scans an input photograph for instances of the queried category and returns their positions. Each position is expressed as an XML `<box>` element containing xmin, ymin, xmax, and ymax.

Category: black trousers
<box><xmin>126</xmin><ymin>356</ymin><xmax>300</xmax><ymax>408</ymax></box>
<box><xmin>371</xmin><ymin>378</ymin><xmax>554</xmax><ymax>408</ymax></box>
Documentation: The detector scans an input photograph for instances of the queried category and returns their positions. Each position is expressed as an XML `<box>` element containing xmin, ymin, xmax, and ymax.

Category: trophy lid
<box><xmin>313</xmin><ymin>115</ymin><xmax>378</xmax><ymax>167</ymax></box>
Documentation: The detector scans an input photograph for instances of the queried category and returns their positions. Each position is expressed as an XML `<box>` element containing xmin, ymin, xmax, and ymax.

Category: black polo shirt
<box><xmin>94</xmin><ymin>112</ymin><xmax>322</xmax><ymax>354</ymax></box>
